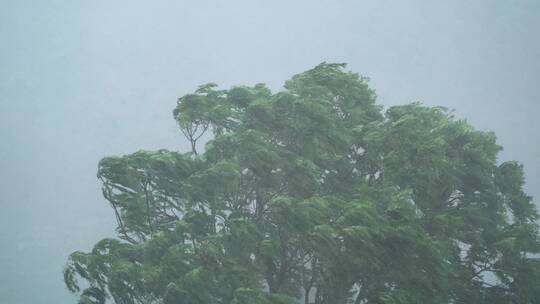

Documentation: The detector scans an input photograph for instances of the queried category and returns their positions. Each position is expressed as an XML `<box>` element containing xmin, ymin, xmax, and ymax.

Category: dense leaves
<box><xmin>65</xmin><ymin>63</ymin><xmax>540</xmax><ymax>303</ymax></box>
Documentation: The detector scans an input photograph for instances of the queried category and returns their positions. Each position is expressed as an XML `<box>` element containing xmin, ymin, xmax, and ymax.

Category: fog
<box><xmin>1</xmin><ymin>1</ymin><xmax>539</xmax><ymax>303</ymax></box>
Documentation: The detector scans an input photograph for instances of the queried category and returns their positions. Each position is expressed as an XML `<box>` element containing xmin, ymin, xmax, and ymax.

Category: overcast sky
<box><xmin>1</xmin><ymin>1</ymin><xmax>539</xmax><ymax>303</ymax></box>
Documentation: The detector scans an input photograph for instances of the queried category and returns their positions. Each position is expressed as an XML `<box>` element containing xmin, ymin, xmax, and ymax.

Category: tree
<box><xmin>64</xmin><ymin>63</ymin><xmax>540</xmax><ymax>304</ymax></box>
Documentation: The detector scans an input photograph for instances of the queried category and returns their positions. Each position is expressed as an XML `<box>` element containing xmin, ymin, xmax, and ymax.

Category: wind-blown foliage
<box><xmin>65</xmin><ymin>63</ymin><xmax>540</xmax><ymax>304</ymax></box>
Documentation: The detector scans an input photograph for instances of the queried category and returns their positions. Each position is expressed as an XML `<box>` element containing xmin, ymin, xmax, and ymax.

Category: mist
<box><xmin>1</xmin><ymin>1</ymin><xmax>539</xmax><ymax>303</ymax></box>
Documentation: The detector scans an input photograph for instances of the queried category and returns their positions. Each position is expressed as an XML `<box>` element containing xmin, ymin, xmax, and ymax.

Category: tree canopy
<box><xmin>65</xmin><ymin>63</ymin><xmax>540</xmax><ymax>304</ymax></box>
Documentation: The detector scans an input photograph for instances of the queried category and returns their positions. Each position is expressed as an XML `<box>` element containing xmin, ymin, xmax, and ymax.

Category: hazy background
<box><xmin>1</xmin><ymin>1</ymin><xmax>539</xmax><ymax>302</ymax></box>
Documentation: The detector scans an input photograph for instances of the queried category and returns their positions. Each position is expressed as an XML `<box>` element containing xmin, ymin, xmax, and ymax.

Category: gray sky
<box><xmin>1</xmin><ymin>1</ymin><xmax>539</xmax><ymax>303</ymax></box>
